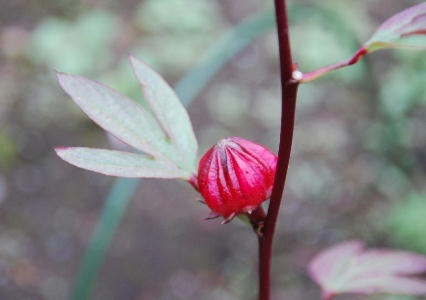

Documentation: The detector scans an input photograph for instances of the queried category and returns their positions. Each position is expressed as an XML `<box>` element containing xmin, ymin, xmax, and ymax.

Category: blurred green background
<box><xmin>0</xmin><ymin>0</ymin><xmax>425</xmax><ymax>299</ymax></box>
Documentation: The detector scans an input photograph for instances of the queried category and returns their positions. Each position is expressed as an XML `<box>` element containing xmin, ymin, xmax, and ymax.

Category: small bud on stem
<box><xmin>196</xmin><ymin>137</ymin><xmax>277</xmax><ymax>222</ymax></box>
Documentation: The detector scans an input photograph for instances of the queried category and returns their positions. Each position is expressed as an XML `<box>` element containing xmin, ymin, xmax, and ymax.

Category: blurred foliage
<box><xmin>0</xmin><ymin>0</ymin><xmax>425</xmax><ymax>299</ymax></box>
<box><xmin>0</xmin><ymin>130</ymin><xmax>18</xmax><ymax>169</ymax></box>
<box><xmin>30</xmin><ymin>10</ymin><xmax>117</xmax><ymax>74</ymax></box>
<box><xmin>387</xmin><ymin>193</ymin><xmax>426</xmax><ymax>254</ymax></box>
<box><xmin>131</xmin><ymin>0</ymin><xmax>225</xmax><ymax>88</ymax></box>
<box><xmin>386</xmin><ymin>296</ymin><xmax>419</xmax><ymax>300</ymax></box>
<box><xmin>136</xmin><ymin>0</ymin><xmax>219</xmax><ymax>32</ymax></box>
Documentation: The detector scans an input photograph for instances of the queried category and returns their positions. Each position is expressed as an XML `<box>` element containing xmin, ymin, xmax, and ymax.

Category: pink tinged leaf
<box><xmin>308</xmin><ymin>241</ymin><xmax>364</xmax><ymax>288</ymax></box>
<box><xmin>365</xmin><ymin>2</ymin><xmax>426</xmax><ymax>51</ymax></box>
<box><xmin>300</xmin><ymin>3</ymin><xmax>426</xmax><ymax>83</ymax></box>
<box><xmin>309</xmin><ymin>240</ymin><xmax>426</xmax><ymax>297</ymax></box>
<box><xmin>55</xmin><ymin>147</ymin><xmax>192</xmax><ymax>179</ymax></box>
<box><xmin>56</xmin><ymin>72</ymin><xmax>178</xmax><ymax>165</ymax></box>
<box><xmin>347</xmin><ymin>249</ymin><xmax>426</xmax><ymax>276</ymax></box>
<box><xmin>129</xmin><ymin>55</ymin><xmax>198</xmax><ymax>172</ymax></box>
<box><xmin>342</xmin><ymin>275</ymin><xmax>426</xmax><ymax>296</ymax></box>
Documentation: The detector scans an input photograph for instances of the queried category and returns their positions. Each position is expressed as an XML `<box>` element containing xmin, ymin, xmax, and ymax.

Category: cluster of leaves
<box><xmin>56</xmin><ymin>56</ymin><xmax>198</xmax><ymax>180</ymax></box>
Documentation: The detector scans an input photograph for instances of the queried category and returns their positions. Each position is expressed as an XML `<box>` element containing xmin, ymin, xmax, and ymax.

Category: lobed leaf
<box><xmin>365</xmin><ymin>2</ymin><xmax>426</xmax><ymax>51</ymax></box>
<box><xmin>55</xmin><ymin>147</ymin><xmax>191</xmax><ymax>179</ymax></box>
<box><xmin>308</xmin><ymin>241</ymin><xmax>426</xmax><ymax>298</ymax></box>
<box><xmin>129</xmin><ymin>55</ymin><xmax>198</xmax><ymax>172</ymax></box>
<box><xmin>56</xmin><ymin>72</ymin><xmax>179</xmax><ymax>164</ymax></box>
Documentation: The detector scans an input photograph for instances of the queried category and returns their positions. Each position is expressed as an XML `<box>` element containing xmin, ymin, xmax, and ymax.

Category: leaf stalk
<box><xmin>301</xmin><ymin>46</ymin><xmax>368</xmax><ymax>83</ymax></box>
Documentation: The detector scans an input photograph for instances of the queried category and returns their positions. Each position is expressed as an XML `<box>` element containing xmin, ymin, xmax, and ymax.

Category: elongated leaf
<box><xmin>129</xmin><ymin>56</ymin><xmax>198</xmax><ymax>171</ymax></box>
<box><xmin>56</xmin><ymin>72</ymin><xmax>177</xmax><ymax>163</ymax></box>
<box><xmin>55</xmin><ymin>147</ymin><xmax>191</xmax><ymax>179</ymax></box>
<box><xmin>365</xmin><ymin>2</ymin><xmax>426</xmax><ymax>51</ymax></box>
<box><xmin>309</xmin><ymin>241</ymin><xmax>426</xmax><ymax>298</ymax></box>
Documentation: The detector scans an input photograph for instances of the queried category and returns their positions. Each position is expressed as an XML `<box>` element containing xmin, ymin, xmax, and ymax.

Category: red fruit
<box><xmin>197</xmin><ymin>137</ymin><xmax>277</xmax><ymax>221</ymax></box>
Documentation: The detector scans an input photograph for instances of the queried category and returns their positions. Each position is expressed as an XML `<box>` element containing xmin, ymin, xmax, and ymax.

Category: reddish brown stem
<box><xmin>257</xmin><ymin>0</ymin><xmax>299</xmax><ymax>299</ymax></box>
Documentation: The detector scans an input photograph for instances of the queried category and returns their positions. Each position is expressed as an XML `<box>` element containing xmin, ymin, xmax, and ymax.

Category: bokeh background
<box><xmin>0</xmin><ymin>0</ymin><xmax>425</xmax><ymax>299</ymax></box>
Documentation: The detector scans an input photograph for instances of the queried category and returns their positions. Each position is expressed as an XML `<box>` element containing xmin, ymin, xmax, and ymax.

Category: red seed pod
<box><xmin>197</xmin><ymin>137</ymin><xmax>277</xmax><ymax>222</ymax></box>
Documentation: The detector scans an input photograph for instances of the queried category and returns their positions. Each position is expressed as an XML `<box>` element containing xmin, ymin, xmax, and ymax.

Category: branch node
<box><xmin>291</xmin><ymin>70</ymin><xmax>303</xmax><ymax>82</ymax></box>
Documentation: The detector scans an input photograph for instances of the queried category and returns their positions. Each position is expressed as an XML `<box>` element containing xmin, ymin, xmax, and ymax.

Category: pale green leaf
<box><xmin>129</xmin><ymin>55</ymin><xmax>198</xmax><ymax>172</ymax></box>
<box><xmin>56</xmin><ymin>72</ymin><xmax>178</xmax><ymax>163</ymax></box>
<box><xmin>55</xmin><ymin>147</ymin><xmax>191</xmax><ymax>179</ymax></box>
<box><xmin>365</xmin><ymin>2</ymin><xmax>426</xmax><ymax>52</ymax></box>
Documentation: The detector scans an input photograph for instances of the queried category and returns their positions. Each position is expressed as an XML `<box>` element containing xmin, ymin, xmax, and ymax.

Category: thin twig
<box><xmin>301</xmin><ymin>46</ymin><xmax>368</xmax><ymax>83</ymax></box>
<box><xmin>257</xmin><ymin>0</ymin><xmax>299</xmax><ymax>299</ymax></box>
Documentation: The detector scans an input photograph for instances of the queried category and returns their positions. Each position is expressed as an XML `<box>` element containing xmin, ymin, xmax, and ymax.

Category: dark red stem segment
<box><xmin>248</xmin><ymin>207</ymin><xmax>266</xmax><ymax>234</ymax></box>
<box><xmin>257</xmin><ymin>1</ymin><xmax>299</xmax><ymax>300</ymax></box>
<box><xmin>301</xmin><ymin>46</ymin><xmax>368</xmax><ymax>83</ymax></box>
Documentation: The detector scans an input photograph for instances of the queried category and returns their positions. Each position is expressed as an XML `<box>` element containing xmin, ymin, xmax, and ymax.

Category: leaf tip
<box><xmin>127</xmin><ymin>53</ymin><xmax>136</xmax><ymax>62</ymax></box>
<box><xmin>128</xmin><ymin>54</ymin><xmax>143</xmax><ymax>66</ymax></box>
<box><xmin>55</xmin><ymin>71</ymin><xmax>76</xmax><ymax>91</ymax></box>
<box><xmin>54</xmin><ymin>146</ymin><xmax>68</xmax><ymax>156</ymax></box>
<box><xmin>55</xmin><ymin>70</ymin><xmax>68</xmax><ymax>80</ymax></box>
<box><xmin>128</xmin><ymin>55</ymin><xmax>149</xmax><ymax>87</ymax></box>
<box><xmin>54</xmin><ymin>147</ymin><xmax>73</xmax><ymax>164</ymax></box>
